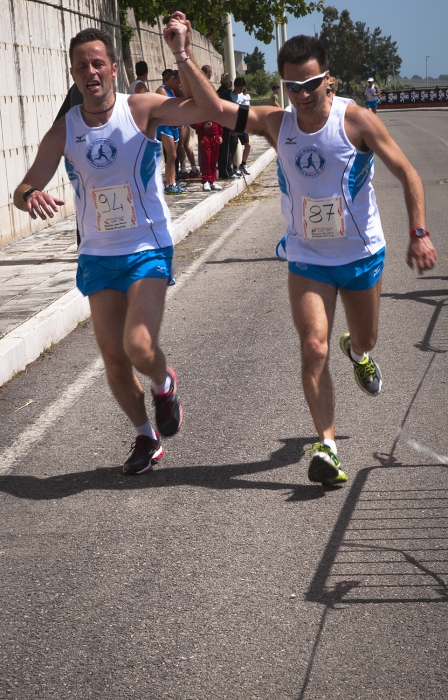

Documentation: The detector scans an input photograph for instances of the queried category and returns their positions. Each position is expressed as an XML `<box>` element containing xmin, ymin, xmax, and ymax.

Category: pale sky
<box><xmin>233</xmin><ymin>0</ymin><xmax>448</xmax><ymax>79</ymax></box>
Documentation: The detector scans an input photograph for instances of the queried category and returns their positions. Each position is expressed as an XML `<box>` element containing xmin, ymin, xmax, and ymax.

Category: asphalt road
<box><xmin>1</xmin><ymin>110</ymin><xmax>447</xmax><ymax>700</ymax></box>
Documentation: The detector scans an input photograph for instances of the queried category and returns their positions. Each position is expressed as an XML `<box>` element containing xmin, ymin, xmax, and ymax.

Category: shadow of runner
<box><xmin>0</xmin><ymin>435</ymin><xmax>349</xmax><ymax>502</ymax></box>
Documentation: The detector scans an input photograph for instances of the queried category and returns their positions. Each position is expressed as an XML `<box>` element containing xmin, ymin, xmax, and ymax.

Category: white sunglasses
<box><xmin>281</xmin><ymin>72</ymin><xmax>327</xmax><ymax>94</ymax></box>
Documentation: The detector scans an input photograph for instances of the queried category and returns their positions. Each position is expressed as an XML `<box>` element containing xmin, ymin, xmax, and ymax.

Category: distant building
<box><xmin>234</xmin><ymin>49</ymin><xmax>247</xmax><ymax>75</ymax></box>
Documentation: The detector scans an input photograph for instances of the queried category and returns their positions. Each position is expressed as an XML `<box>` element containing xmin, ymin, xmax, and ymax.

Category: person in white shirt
<box><xmin>207</xmin><ymin>33</ymin><xmax>437</xmax><ymax>487</ymax></box>
<box><xmin>13</xmin><ymin>13</ymin><xmax>230</xmax><ymax>476</ymax></box>
<box><xmin>364</xmin><ymin>77</ymin><xmax>381</xmax><ymax>113</ymax></box>
<box><xmin>127</xmin><ymin>60</ymin><xmax>149</xmax><ymax>94</ymax></box>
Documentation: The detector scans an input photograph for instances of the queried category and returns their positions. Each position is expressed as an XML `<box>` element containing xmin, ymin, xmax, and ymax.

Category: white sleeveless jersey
<box><xmin>127</xmin><ymin>79</ymin><xmax>146</xmax><ymax>94</ymax></box>
<box><xmin>64</xmin><ymin>92</ymin><xmax>172</xmax><ymax>256</ymax></box>
<box><xmin>277</xmin><ymin>96</ymin><xmax>385</xmax><ymax>266</ymax></box>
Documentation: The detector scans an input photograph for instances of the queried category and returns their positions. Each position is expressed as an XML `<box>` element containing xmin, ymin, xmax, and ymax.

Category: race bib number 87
<box><xmin>302</xmin><ymin>196</ymin><xmax>346</xmax><ymax>239</ymax></box>
<box><xmin>91</xmin><ymin>184</ymin><xmax>137</xmax><ymax>232</ymax></box>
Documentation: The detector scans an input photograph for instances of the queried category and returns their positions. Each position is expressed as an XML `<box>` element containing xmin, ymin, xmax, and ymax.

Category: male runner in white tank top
<box><xmin>205</xmin><ymin>34</ymin><xmax>437</xmax><ymax>487</ymax></box>
<box><xmin>13</xmin><ymin>13</ymin><xmax>229</xmax><ymax>476</ymax></box>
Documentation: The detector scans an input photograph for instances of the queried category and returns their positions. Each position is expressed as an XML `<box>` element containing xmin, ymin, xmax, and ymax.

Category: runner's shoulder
<box><xmin>345</xmin><ymin>102</ymin><xmax>383</xmax><ymax>132</ymax></box>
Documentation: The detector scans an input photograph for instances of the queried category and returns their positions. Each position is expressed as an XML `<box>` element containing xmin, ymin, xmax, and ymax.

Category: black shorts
<box><xmin>236</xmin><ymin>132</ymin><xmax>250</xmax><ymax>145</ymax></box>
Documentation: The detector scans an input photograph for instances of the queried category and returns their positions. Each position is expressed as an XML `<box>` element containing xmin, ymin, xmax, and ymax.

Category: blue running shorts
<box><xmin>366</xmin><ymin>100</ymin><xmax>378</xmax><ymax>109</ymax></box>
<box><xmin>288</xmin><ymin>247</ymin><xmax>386</xmax><ymax>291</ymax></box>
<box><xmin>156</xmin><ymin>125</ymin><xmax>179</xmax><ymax>142</ymax></box>
<box><xmin>76</xmin><ymin>247</ymin><xmax>175</xmax><ymax>297</ymax></box>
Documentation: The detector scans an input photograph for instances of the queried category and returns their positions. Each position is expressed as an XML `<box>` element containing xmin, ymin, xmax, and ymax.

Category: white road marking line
<box><xmin>0</xmin><ymin>204</ymin><xmax>258</xmax><ymax>475</ymax></box>
<box><xmin>399</xmin><ymin>118</ymin><xmax>448</xmax><ymax>150</ymax></box>
<box><xmin>168</xmin><ymin>202</ymin><xmax>258</xmax><ymax>298</ymax></box>
<box><xmin>0</xmin><ymin>358</ymin><xmax>104</xmax><ymax>475</ymax></box>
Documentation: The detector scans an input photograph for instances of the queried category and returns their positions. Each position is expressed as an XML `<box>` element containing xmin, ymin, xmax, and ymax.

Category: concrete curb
<box><xmin>171</xmin><ymin>147</ymin><xmax>276</xmax><ymax>244</ymax></box>
<box><xmin>0</xmin><ymin>147</ymin><xmax>276</xmax><ymax>386</ymax></box>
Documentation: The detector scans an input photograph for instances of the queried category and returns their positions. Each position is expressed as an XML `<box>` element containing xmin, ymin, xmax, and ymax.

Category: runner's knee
<box><xmin>301</xmin><ymin>335</ymin><xmax>329</xmax><ymax>366</ymax></box>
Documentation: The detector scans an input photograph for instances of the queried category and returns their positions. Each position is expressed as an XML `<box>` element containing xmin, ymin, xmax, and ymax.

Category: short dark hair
<box><xmin>69</xmin><ymin>27</ymin><xmax>116</xmax><ymax>65</ymax></box>
<box><xmin>201</xmin><ymin>64</ymin><xmax>212</xmax><ymax>75</ymax></box>
<box><xmin>277</xmin><ymin>34</ymin><xmax>328</xmax><ymax>77</ymax></box>
<box><xmin>234</xmin><ymin>77</ymin><xmax>246</xmax><ymax>88</ymax></box>
<box><xmin>271</xmin><ymin>84</ymin><xmax>280</xmax><ymax>90</ymax></box>
<box><xmin>162</xmin><ymin>68</ymin><xmax>174</xmax><ymax>81</ymax></box>
<box><xmin>135</xmin><ymin>60</ymin><xmax>148</xmax><ymax>77</ymax></box>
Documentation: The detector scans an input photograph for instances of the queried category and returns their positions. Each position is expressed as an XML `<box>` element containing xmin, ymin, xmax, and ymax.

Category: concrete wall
<box><xmin>0</xmin><ymin>1</ymin><xmax>223</xmax><ymax>248</ymax></box>
<box><xmin>124</xmin><ymin>10</ymin><xmax>223</xmax><ymax>93</ymax></box>
<box><xmin>0</xmin><ymin>0</ymin><xmax>124</xmax><ymax>247</ymax></box>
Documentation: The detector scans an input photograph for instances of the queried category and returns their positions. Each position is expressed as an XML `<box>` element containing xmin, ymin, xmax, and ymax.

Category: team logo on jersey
<box><xmin>295</xmin><ymin>147</ymin><xmax>325</xmax><ymax>178</ymax></box>
<box><xmin>86</xmin><ymin>138</ymin><xmax>118</xmax><ymax>168</ymax></box>
<box><xmin>285</xmin><ymin>136</ymin><xmax>297</xmax><ymax>145</ymax></box>
<box><xmin>75</xmin><ymin>134</ymin><xmax>86</xmax><ymax>143</ymax></box>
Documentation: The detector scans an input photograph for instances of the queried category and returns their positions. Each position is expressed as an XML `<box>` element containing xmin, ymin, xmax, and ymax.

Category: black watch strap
<box><xmin>23</xmin><ymin>187</ymin><xmax>38</xmax><ymax>202</ymax></box>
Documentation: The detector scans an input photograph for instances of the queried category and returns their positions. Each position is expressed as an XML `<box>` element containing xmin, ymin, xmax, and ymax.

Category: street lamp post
<box><xmin>426</xmin><ymin>55</ymin><xmax>430</xmax><ymax>88</ymax></box>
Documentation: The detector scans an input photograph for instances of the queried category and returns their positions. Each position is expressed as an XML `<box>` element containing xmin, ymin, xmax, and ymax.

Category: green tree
<box><xmin>118</xmin><ymin>0</ymin><xmax>324</xmax><ymax>48</ymax></box>
<box><xmin>320</xmin><ymin>7</ymin><xmax>364</xmax><ymax>91</ymax></box>
<box><xmin>320</xmin><ymin>7</ymin><xmax>402</xmax><ymax>89</ymax></box>
<box><xmin>244</xmin><ymin>47</ymin><xmax>265</xmax><ymax>74</ymax></box>
<box><xmin>244</xmin><ymin>70</ymin><xmax>271</xmax><ymax>96</ymax></box>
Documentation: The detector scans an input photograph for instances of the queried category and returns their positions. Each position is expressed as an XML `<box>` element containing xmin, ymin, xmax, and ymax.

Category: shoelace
<box><xmin>153</xmin><ymin>387</ymin><xmax>175</xmax><ymax>419</ymax></box>
<box><xmin>356</xmin><ymin>356</ymin><xmax>376</xmax><ymax>381</ymax></box>
<box><xmin>303</xmin><ymin>442</ymin><xmax>339</xmax><ymax>466</ymax></box>
<box><xmin>128</xmin><ymin>435</ymin><xmax>155</xmax><ymax>457</ymax></box>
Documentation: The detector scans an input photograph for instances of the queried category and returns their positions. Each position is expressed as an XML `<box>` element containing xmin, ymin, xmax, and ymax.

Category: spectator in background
<box><xmin>156</xmin><ymin>69</ymin><xmax>187</xmax><ymax>195</ymax></box>
<box><xmin>127</xmin><ymin>61</ymin><xmax>149</xmax><ymax>94</ymax></box>
<box><xmin>217</xmin><ymin>73</ymin><xmax>237</xmax><ymax>180</ymax></box>
<box><xmin>364</xmin><ymin>77</ymin><xmax>381</xmax><ymax>113</ymax></box>
<box><xmin>327</xmin><ymin>76</ymin><xmax>339</xmax><ymax>97</ymax></box>
<box><xmin>269</xmin><ymin>84</ymin><xmax>280</xmax><ymax>107</ymax></box>
<box><xmin>231</xmin><ymin>78</ymin><xmax>251</xmax><ymax>176</ymax></box>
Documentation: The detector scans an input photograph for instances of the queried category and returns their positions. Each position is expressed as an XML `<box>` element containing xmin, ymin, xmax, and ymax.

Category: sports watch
<box><xmin>22</xmin><ymin>187</ymin><xmax>38</xmax><ymax>202</ymax></box>
<box><xmin>410</xmin><ymin>227</ymin><xmax>430</xmax><ymax>238</ymax></box>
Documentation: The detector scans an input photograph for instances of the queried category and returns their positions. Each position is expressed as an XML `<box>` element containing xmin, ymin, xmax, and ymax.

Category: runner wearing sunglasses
<box><xmin>211</xmin><ymin>33</ymin><xmax>437</xmax><ymax>487</ymax></box>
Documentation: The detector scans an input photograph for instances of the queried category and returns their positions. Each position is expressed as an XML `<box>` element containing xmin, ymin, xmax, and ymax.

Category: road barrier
<box><xmin>378</xmin><ymin>87</ymin><xmax>448</xmax><ymax>109</ymax></box>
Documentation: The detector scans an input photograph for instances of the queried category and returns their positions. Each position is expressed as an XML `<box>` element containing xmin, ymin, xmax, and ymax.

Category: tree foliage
<box><xmin>319</xmin><ymin>7</ymin><xmax>402</xmax><ymax>90</ymax></box>
<box><xmin>244</xmin><ymin>47</ymin><xmax>265</xmax><ymax>74</ymax></box>
<box><xmin>243</xmin><ymin>69</ymin><xmax>278</xmax><ymax>96</ymax></box>
<box><xmin>118</xmin><ymin>0</ymin><xmax>324</xmax><ymax>48</ymax></box>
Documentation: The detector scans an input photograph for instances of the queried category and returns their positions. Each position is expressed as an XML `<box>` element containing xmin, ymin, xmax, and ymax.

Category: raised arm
<box><xmin>345</xmin><ymin>105</ymin><xmax>436</xmax><ymax>275</ymax></box>
<box><xmin>13</xmin><ymin>117</ymin><xmax>66</xmax><ymax>220</ymax></box>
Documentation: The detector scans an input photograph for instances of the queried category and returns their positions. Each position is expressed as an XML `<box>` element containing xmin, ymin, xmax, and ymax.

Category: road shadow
<box><xmin>0</xmin><ymin>435</ymin><xmax>349</xmax><ymax>502</ymax></box>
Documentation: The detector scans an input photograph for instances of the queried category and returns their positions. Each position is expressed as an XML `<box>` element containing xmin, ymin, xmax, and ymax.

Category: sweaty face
<box><xmin>282</xmin><ymin>59</ymin><xmax>329</xmax><ymax>116</ymax></box>
<box><xmin>70</xmin><ymin>41</ymin><xmax>117</xmax><ymax>102</ymax></box>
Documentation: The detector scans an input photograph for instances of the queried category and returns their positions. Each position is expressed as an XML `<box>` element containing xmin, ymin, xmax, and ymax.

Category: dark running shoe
<box><xmin>152</xmin><ymin>366</ymin><xmax>184</xmax><ymax>437</ymax></box>
<box><xmin>122</xmin><ymin>434</ymin><xmax>164</xmax><ymax>475</ymax></box>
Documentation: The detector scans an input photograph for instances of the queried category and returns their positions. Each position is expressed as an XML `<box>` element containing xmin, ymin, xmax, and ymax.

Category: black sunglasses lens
<box><xmin>286</xmin><ymin>76</ymin><xmax>324</xmax><ymax>93</ymax></box>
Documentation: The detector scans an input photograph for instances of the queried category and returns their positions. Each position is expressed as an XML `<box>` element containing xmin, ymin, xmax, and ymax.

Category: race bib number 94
<box><xmin>302</xmin><ymin>196</ymin><xmax>346</xmax><ymax>240</ymax></box>
<box><xmin>91</xmin><ymin>184</ymin><xmax>137</xmax><ymax>232</ymax></box>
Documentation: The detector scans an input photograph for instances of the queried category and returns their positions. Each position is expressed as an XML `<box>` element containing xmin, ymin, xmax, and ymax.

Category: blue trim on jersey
<box><xmin>348</xmin><ymin>151</ymin><xmax>374</xmax><ymax>202</ymax></box>
<box><xmin>288</xmin><ymin>246</ymin><xmax>385</xmax><ymax>290</ymax></box>
<box><xmin>64</xmin><ymin>157</ymin><xmax>81</xmax><ymax>199</ymax></box>
<box><xmin>140</xmin><ymin>140</ymin><xmax>160</xmax><ymax>191</ymax></box>
<box><xmin>276</xmin><ymin>158</ymin><xmax>288</xmax><ymax>195</ymax></box>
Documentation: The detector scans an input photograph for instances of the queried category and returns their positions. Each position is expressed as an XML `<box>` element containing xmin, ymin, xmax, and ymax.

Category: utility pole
<box><xmin>223</xmin><ymin>13</ymin><xmax>236</xmax><ymax>79</ymax></box>
<box><xmin>426</xmin><ymin>55</ymin><xmax>430</xmax><ymax>88</ymax></box>
<box><xmin>275</xmin><ymin>20</ymin><xmax>284</xmax><ymax>107</ymax></box>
